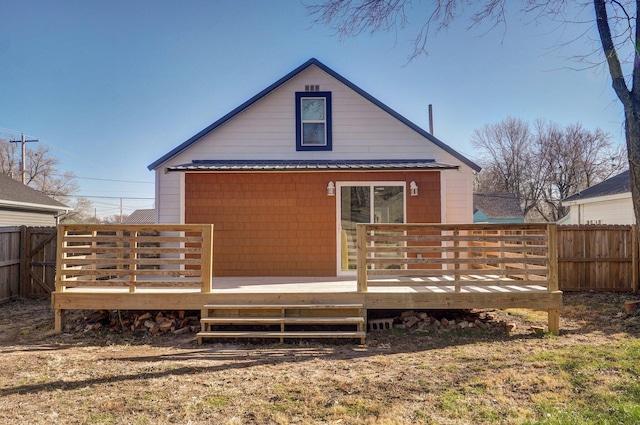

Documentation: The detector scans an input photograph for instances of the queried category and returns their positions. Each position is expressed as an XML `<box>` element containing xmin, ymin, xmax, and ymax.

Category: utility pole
<box><xmin>9</xmin><ymin>133</ymin><xmax>39</xmax><ymax>184</ymax></box>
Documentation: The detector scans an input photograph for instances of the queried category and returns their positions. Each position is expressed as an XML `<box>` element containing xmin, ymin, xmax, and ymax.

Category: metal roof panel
<box><xmin>166</xmin><ymin>159</ymin><xmax>459</xmax><ymax>172</ymax></box>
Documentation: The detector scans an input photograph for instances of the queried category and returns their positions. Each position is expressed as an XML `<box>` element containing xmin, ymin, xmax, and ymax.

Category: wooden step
<box><xmin>197</xmin><ymin>330</ymin><xmax>366</xmax><ymax>340</ymax></box>
<box><xmin>199</xmin><ymin>302</ymin><xmax>367</xmax><ymax>344</ymax></box>
<box><xmin>202</xmin><ymin>303</ymin><xmax>364</xmax><ymax>310</ymax></box>
<box><xmin>201</xmin><ymin>316</ymin><xmax>365</xmax><ymax>325</ymax></box>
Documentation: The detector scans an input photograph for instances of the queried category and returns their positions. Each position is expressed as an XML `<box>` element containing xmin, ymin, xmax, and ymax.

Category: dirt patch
<box><xmin>1</xmin><ymin>293</ymin><xmax>639</xmax><ymax>424</ymax></box>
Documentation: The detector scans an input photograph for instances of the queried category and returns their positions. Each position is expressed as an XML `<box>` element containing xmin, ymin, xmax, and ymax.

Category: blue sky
<box><xmin>0</xmin><ymin>1</ymin><xmax>625</xmax><ymax>218</ymax></box>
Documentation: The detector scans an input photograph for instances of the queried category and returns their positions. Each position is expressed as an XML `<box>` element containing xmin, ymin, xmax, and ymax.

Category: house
<box><xmin>473</xmin><ymin>193</ymin><xmax>524</xmax><ymax>223</ymax></box>
<box><xmin>148</xmin><ymin>58</ymin><xmax>481</xmax><ymax>277</ymax></box>
<box><xmin>561</xmin><ymin>170</ymin><xmax>634</xmax><ymax>225</ymax></box>
<box><xmin>0</xmin><ymin>172</ymin><xmax>70</xmax><ymax>226</ymax></box>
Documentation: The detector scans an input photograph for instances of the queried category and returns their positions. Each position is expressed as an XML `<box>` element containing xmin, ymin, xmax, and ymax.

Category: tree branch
<box><xmin>594</xmin><ymin>0</ymin><xmax>632</xmax><ymax>106</ymax></box>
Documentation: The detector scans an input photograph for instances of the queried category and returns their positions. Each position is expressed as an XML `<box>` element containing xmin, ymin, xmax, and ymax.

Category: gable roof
<box><xmin>473</xmin><ymin>193</ymin><xmax>524</xmax><ymax>219</ymax></box>
<box><xmin>148</xmin><ymin>58</ymin><xmax>481</xmax><ymax>172</ymax></box>
<box><xmin>0</xmin><ymin>173</ymin><xmax>69</xmax><ymax>212</ymax></box>
<box><xmin>562</xmin><ymin>170</ymin><xmax>630</xmax><ymax>203</ymax></box>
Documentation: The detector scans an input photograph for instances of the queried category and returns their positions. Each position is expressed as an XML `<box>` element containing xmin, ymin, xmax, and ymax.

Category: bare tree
<box><xmin>0</xmin><ymin>138</ymin><xmax>79</xmax><ymax>200</ymax></box>
<box><xmin>472</xmin><ymin>117</ymin><xmax>543</xmax><ymax>217</ymax></box>
<box><xmin>0</xmin><ymin>137</ymin><xmax>93</xmax><ymax>220</ymax></box>
<box><xmin>308</xmin><ymin>0</ymin><xmax>640</xmax><ymax>226</ymax></box>
<box><xmin>102</xmin><ymin>213</ymin><xmax>130</xmax><ymax>224</ymax></box>
<box><xmin>474</xmin><ymin>117</ymin><xmax>624</xmax><ymax>221</ymax></box>
<box><xmin>0</xmin><ymin>140</ymin><xmax>19</xmax><ymax>178</ymax></box>
<box><xmin>59</xmin><ymin>197</ymin><xmax>99</xmax><ymax>224</ymax></box>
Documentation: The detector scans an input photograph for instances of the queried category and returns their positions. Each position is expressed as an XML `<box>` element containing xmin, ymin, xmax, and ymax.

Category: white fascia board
<box><xmin>562</xmin><ymin>191</ymin><xmax>631</xmax><ymax>206</ymax></box>
<box><xmin>0</xmin><ymin>199</ymin><xmax>71</xmax><ymax>213</ymax></box>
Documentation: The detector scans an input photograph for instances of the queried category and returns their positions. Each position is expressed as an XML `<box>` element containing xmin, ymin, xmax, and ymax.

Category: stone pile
<box><xmin>372</xmin><ymin>309</ymin><xmax>512</xmax><ymax>333</ymax></box>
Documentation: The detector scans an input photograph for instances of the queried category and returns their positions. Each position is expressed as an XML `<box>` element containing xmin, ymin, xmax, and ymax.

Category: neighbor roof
<box><xmin>0</xmin><ymin>172</ymin><xmax>69</xmax><ymax>212</ymax></box>
<box><xmin>166</xmin><ymin>159</ymin><xmax>459</xmax><ymax>172</ymax></box>
<box><xmin>124</xmin><ymin>209</ymin><xmax>156</xmax><ymax>224</ymax></box>
<box><xmin>473</xmin><ymin>193</ymin><xmax>524</xmax><ymax>219</ymax></box>
<box><xmin>562</xmin><ymin>170</ymin><xmax>630</xmax><ymax>203</ymax></box>
<box><xmin>148</xmin><ymin>58</ymin><xmax>481</xmax><ymax>172</ymax></box>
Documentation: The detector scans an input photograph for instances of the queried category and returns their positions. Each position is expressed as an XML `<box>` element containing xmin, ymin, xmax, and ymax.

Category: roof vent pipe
<box><xmin>428</xmin><ymin>104</ymin><xmax>434</xmax><ymax>136</ymax></box>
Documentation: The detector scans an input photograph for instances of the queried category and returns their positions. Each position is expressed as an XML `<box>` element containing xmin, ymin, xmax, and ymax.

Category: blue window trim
<box><xmin>295</xmin><ymin>91</ymin><xmax>332</xmax><ymax>151</ymax></box>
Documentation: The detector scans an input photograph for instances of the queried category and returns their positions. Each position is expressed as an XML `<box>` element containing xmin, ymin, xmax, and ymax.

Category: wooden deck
<box><xmin>51</xmin><ymin>223</ymin><xmax>562</xmax><ymax>341</ymax></box>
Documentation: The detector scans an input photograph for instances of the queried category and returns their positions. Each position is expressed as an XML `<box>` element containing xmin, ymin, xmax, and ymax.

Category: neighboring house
<box><xmin>124</xmin><ymin>209</ymin><xmax>156</xmax><ymax>224</ymax></box>
<box><xmin>561</xmin><ymin>170</ymin><xmax>634</xmax><ymax>225</ymax></box>
<box><xmin>473</xmin><ymin>193</ymin><xmax>525</xmax><ymax>223</ymax></box>
<box><xmin>148</xmin><ymin>58</ymin><xmax>481</xmax><ymax>277</ymax></box>
<box><xmin>0</xmin><ymin>173</ymin><xmax>70</xmax><ymax>226</ymax></box>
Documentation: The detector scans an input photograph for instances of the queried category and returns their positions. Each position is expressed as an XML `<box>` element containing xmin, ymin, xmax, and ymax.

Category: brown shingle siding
<box><xmin>185</xmin><ymin>171</ymin><xmax>440</xmax><ymax>276</ymax></box>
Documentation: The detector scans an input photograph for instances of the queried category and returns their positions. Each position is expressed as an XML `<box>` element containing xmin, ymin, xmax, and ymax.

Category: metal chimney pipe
<box><xmin>428</xmin><ymin>104</ymin><xmax>434</xmax><ymax>135</ymax></box>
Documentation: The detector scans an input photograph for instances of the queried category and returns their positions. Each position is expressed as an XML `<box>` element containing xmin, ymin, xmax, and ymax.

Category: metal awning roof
<box><xmin>166</xmin><ymin>159</ymin><xmax>459</xmax><ymax>172</ymax></box>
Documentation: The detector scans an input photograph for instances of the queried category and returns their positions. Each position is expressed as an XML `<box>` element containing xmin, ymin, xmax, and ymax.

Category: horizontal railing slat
<box><xmin>60</xmin><ymin>269</ymin><xmax>202</xmax><ymax>277</ymax></box>
<box><xmin>367</xmin><ymin>257</ymin><xmax>549</xmax><ymax>266</ymax></box>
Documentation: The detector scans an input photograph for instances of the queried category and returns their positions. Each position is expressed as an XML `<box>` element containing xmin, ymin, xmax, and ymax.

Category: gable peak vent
<box><xmin>305</xmin><ymin>84</ymin><xmax>320</xmax><ymax>92</ymax></box>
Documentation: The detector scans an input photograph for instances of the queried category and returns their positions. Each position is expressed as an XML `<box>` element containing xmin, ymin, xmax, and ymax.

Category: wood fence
<box><xmin>557</xmin><ymin>225</ymin><xmax>638</xmax><ymax>292</ymax></box>
<box><xmin>0</xmin><ymin>226</ymin><xmax>57</xmax><ymax>304</ymax></box>
<box><xmin>0</xmin><ymin>227</ymin><xmax>21</xmax><ymax>303</ymax></box>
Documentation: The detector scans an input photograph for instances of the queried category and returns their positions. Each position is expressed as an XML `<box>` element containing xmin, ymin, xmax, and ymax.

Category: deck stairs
<box><xmin>197</xmin><ymin>303</ymin><xmax>367</xmax><ymax>344</ymax></box>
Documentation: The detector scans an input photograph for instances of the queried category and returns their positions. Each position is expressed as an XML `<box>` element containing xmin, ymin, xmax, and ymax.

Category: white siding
<box><xmin>156</xmin><ymin>170</ymin><xmax>183</xmax><ymax>224</ymax></box>
<box><xmin>155</xmin><ymin>64</ymin><xmax>476</xmax><ymax>224</ymax></box>
<box><xmin>0</xmin><ymin>209</ymin><xmax>57</xmax><ymax>226</ymax></box>
<box><xmin>441</xmin><ymin>167</ymin><xmax>474</xmax><ymax>223</ymax></box>
<box><xmin>566</xmin><ymin>195</ymin><xmax>635</xmax><ymax>225</ymax></box>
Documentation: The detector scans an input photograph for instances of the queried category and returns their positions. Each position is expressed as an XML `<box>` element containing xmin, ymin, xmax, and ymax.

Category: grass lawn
<box><xmin>1</xmin><ymin>292</ymin><xmax>639</xmax><ymax>424</ymax></box>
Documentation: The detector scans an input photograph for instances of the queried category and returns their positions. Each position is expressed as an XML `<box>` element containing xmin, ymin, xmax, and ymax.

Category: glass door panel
<box><xmin>374</xmin><ymin>186</ymin><xmax>404</xmax><ymax>224</ymax></box>
<box><xmin>373</xmin><ymin>186</ymin><xmax>405</xmax><ymax>269</ymax></box>
<box><xmin>339</xmin><ymin>184</ymin><xmax>405</xmax><ymax>273</ymax></box>
<box><xmin>340</xmin><ymin>186</ymin><xmax>370</xmax><ymax>271</ymax></box>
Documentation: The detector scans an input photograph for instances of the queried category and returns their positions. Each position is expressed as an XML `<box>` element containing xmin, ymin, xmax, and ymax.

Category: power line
<box><xmin>46</xmin><ymin>172</ymin><xmax>154</xmax><ymax>184</ymax></box>
<box><xmin>73</xmin><ymin>175</ymin><xmax>154</xmax><ymax>184</ymax></box>
<box><xmin>66</xmin><ymin>195</ymin><xmax>155</xmax><ymax>200</ymax></box>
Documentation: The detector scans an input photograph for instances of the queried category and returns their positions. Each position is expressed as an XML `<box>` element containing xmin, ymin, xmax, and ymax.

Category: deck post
<box><xmin>547</xmin><ymin>224</ymin><xmax>559</xmax><ymax>292</ymax></box>
<box><xmin>53</xmin><ymin>225</ymin><xmax>66</xmax><ymax>333</ymax></box>
<box><xmin>54</xmin><ymin>309</ymin><xmax>65</xmax><ymax>333</ymax></box>
<box><xmin>547</xmin><ymin>224</ymin><xmax>560</xmax><ymax>335</ymax></box>
<box><xmin>547</xmin><ymin>308</ymin><xmax>560</xmax><ymax>335</ymax></box>
<box><xmin>201</xmin><ymin>225</ymin><xmax>214</xmax><ymax>293</ymax></box>
<box><xmin>356</xmin><ymin>224</ymin><xmax>367</xmax><ymax>293</ymax></box>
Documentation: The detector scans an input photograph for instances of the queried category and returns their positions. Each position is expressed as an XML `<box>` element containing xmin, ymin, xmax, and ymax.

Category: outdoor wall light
<box><xmin>327</xmin><ymin>181</ymin><xmax>336</xmax><ymax>196</ymax></box>
<box><xmin>410</xmin><ymin>181</ymin><xmax>418</xmax><ymax>196</ymax></box>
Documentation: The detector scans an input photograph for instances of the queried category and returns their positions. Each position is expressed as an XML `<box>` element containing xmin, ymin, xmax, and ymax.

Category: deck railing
<box><xmin>356</xmin><ymin>223</ymin><xmax>558</xmax><ymax>293</ymax></box>
<box><xmin>55</xmin><ymin>224</ymin><xmax>213</xmax><ymax>293</ymax></box>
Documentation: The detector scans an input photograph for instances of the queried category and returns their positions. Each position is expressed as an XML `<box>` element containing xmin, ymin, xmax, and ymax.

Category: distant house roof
<box><xmin>148</xmin><ymin>58</ymin><xmax>481</xmax><ymax>173</ymax></box>
<box><xmin>0</xmin><ymin>172</ymin><xmax>69</xmax><ymax>213</ymax></box>
<box><xmin>473</xmin><ymin>193</ymin><xmax>524</xmax><ymax>220</ymax></box>
<box><xmin>562</xmin><ymin>170</ymin><xmax>630</xmax><ymax>203</ymax></box>
<box><xmin>166</xmin><ymin>159</ymin><xmax>459</xmax><ymax>172</ymax></box>
<box><xmin>124</xmin><ymin>209</ymin><xmax>156</xmax><ymax>224</ymax></box>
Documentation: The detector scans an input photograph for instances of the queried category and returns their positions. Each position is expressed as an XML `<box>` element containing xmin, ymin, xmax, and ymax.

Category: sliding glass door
<box><xmin>338</xmin><ymin>183</ymin><xmax>405</xmax><ymax>274</ymax></box>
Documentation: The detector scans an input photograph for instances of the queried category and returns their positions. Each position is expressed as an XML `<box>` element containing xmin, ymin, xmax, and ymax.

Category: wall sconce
<box><xmin>327</xmin><ymin>181</ymin><xmax>336</xmax><ymax>196</ymax></box>
<box><xmin>410</xmin><ymin>181</ymin><xmax>418</xmax><ymax>196</ymax></box>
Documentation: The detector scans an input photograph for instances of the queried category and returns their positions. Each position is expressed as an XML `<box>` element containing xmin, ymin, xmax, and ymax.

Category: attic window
<box><xmin>305</xmin><ymin>84</ymin><xmax>320</xmax><ymax>92</ymax></box>
<box><xmin>295</xmin><ymin>91</ymin><xmax>332</xmax><ymax>151</ymax></box>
